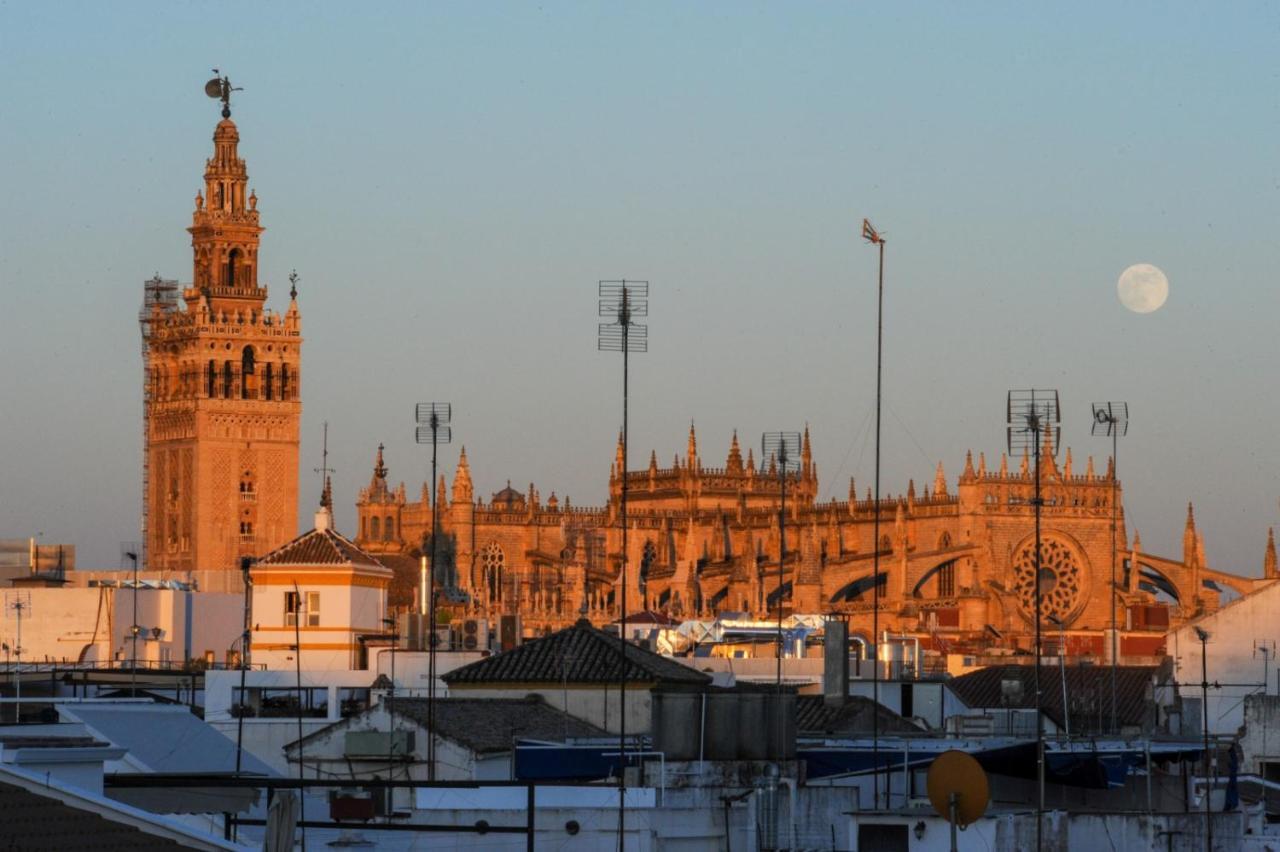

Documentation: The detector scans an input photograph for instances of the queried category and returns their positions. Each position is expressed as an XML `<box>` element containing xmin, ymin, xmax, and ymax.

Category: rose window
<box><xmin>1011</xmin><ymin>536</ymin><xmax>1086</xmax><ymax>624</ymax></box>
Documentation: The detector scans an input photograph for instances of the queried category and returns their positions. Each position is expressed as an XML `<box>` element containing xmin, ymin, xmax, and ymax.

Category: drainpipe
<box><xmin>779</xmin><ymin>774</ymin><xmax>798</xmax><ymax>852</ymax></box>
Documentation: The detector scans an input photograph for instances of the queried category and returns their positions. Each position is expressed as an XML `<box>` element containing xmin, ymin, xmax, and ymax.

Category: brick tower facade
<box><xmin>143</xmin><ymin>114</ymin><xmax>301</xmax><ymax>571</ymax></box>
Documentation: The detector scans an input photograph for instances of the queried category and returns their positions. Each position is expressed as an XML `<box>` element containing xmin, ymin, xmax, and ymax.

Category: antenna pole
<box><xmin>597</xmin><ymin>280</ymin><xmax>649</xmax><ymax>852</ymax></box>
<box><xmin>415</xmin><ymin>403</ymin><xmax>453</xmax><ymax>785</ymax></box>
<box><xmin>1091</xmin><ymin>401</ymin><xmax>1128</xmax><ymax>736</ymax></box>
<box><xmin>862</xmin><ymin>219</ymin><xmax>886</xmax><ymax>809</ymax></box>
<box><xmin>293</xmin><ymin>580</ymin><xmax>307</xmax><ymax>852</ymax></box>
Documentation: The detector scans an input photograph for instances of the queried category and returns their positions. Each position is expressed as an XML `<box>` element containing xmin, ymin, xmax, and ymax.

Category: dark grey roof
<box><xmin>946</xmin><ymin>664</ymin><xmax>1161</xmax><ymax>730</ymax></box>
<box><xmin>393</xmin><ymin>697</ymin><xmax>606</xmax><ymax>754</ymax></box>
<box><xmin>285</xmin><ymin>696</ymin><xmax>607</xmax><ymax>756</ymax></box>
<box><xmin>0</xmin><ymin>777</ymin><xmax>188</xmax><ymax>850</ymax></box>
<box><xmin>795</xmin><ymin>695</ymin><xmax>923</xmax><ymax>736</ymax></box>
<box><xmin>442</xmin><ymin>619</ymin><xmax>710</xmax><ymax>687</ymax></box>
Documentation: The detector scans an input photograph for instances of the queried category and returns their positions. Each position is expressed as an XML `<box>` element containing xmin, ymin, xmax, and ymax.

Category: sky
<box><xmin>1</xmin><ymin>2</ymin><xmax>1277</xmax><ymax>574</ymax></box>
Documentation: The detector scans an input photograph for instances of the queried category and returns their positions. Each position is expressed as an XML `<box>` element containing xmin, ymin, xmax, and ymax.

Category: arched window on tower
<box><xmin>226</xmin><ymin>249</ymin><xmax>241</xmax><ymax>288</ymax></box>
<box><xmin>264</xmin><ymin>362</ymin><xmax>274</xmax><ymax>400</ymax></box>
<box><xmin>222</xmin><ymin>361</ymin><xmax>233</xmax><ymax>398</ymax></box>
<box><xmin>383</xmin><ymin>516</ymin><xmax>394</xmax><ymax>541</ymax></box>
<box><xmin>240</xmin><ymin>347</ymin><xmax>255</xmax><ymax>399</ymax></box>
<box><xmin>370</xmin><ymin>517</ymin><xmax>381</xmax><ymax>540</ymax></box>
<box><xmin>280</xmin><ymin>364</ymin><xmax>290</xmax><ymax>400</ymax></box>
<box><xmin>206</xmin><ymin>361</ymin><xmax>215</xmax><ymax>397</ymax></box>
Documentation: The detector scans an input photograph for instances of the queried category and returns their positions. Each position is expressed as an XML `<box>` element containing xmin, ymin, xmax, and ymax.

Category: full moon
<box><xmin>1117</xmin><ymin>263</ymin><xmax>1169</xmax><ymax>313</ymax></box>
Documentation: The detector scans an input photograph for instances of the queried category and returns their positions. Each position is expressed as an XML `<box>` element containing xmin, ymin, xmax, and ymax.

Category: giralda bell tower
<box><xmin>144</xmin><ymin>81</ymin><xmax>302</xmax><ymax>572</ymax></box>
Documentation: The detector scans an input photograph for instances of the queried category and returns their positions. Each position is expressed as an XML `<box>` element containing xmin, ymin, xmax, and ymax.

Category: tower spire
<box><xmin>452</xmin><ymin>446</ymin><xmax>473</xmax><ymax>503</ymax></box>
<box><xmin>726</xmin><ymin>430</ymin><xmax>744</xmax><ymax>475</ymax></box>
<box><xmin>687</xmin><ymin>420</ymin><xmax>698</xmax><ymax>469</ymax></box>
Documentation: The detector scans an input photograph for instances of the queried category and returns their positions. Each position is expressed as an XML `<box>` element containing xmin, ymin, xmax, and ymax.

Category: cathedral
<box><xmin>354</xmin><ymin>425</ymin><xmax>1272</xmax><ymax>658</ymax></box>
<box><xmin>141</xmin><ymin>99</ymin><xmax>1276</xmax><ymax>661</ymax></box>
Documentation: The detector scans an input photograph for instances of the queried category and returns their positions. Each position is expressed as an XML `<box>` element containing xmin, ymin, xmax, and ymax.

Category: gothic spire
<box><xmin>373</xmin><ymin>443</ymin><xmax>387</xmax><ymax>481</ymax></box>
<box><xmin>962</xmin><ymin>451</ymin><xmax>975</xmax><ymax>481</ymax></box>
<box><xmin>934</xmin><ymin>461</ymin><xmax>947</xmax><ymax>497</ymax></box>
<box><xmin>452</xmin><ymin>446</ymin><xmax>473</xmax><ymax>503</ymax></box>
<box><xmin>1183</xmin><ymin>502</ymin><xmax>1198</xmax><ymax>567</ymax></box>
<box><xmin>687</xmin><ymin>420</ymin><xmax>698</xmax><ymax>469</ymax></box>
<box><xmin>726</xmin><ymin>430</ymin><xmax>744</xmax><ymax>475</ymax></box>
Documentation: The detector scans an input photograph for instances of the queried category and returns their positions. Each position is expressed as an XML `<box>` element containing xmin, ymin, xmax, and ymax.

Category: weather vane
<box><xmin>204</xmin><ymin>69</ymin><xmax>243</xmax><ymax>119</ymax></box>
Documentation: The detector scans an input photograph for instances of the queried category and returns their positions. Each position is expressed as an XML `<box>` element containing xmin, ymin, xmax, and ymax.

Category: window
<box><xmin>226</xmin><ymin>248</ymin><xmax>240</xmax><ymax>287</ymax></box>
<box><xmin>937</xmin><ymin>562</ymin><xmax>955</xmax><ymax>598</ymax></box>
<box><xmin>284</xmin><ymin>591</ymin><xmax>321</xmax><ymax>627</ymax></box>
<box><xmin>383</xmin><ymin>516</ymin><xmax>394</xmax><ymax>541</ymax></box>
<box><xmin>241</xmin><ymin>347</ymin><xmax>255</xmax><ymax>399</ymax></box>
<box><xmin>264</xmin><ymin>363</ymin><xmax>273</xmax><ymax>400</ymax></box>
<box><xmin>280</xmin><ymin>363</ymin><xmax>290</xmax><ymax>400</ymax></box>
<box><xmin>207</xmin><ymin>360</ymin><xmax>217</xmax><ymax>397</ymax></box>
<box><xmin>370</xmin><ymin>517</ymin><xmax>381</xmax><ymax>540</ymax></box>
<box><xmin>223</xmin><ymin>361</ymin><xmax>233</xmax><ymax>398</ymax></box>
<box><xmin>482</xmin><ymin>542</ymin><xmax>505</xmax><ymax>603</ymax></box>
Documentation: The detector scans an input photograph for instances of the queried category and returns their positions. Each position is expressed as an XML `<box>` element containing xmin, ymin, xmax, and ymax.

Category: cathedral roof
<box><xmin>256</xmin><ymin>522</ymin><xmax>387</xmax><ymax>571</ymax></box>
<box><xmin>443</xmin><ymin>620</ymin><xmax>710</xmax><ymax>687</ymax></box>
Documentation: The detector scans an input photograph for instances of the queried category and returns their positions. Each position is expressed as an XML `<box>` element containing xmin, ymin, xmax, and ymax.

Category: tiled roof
<box><xmin>614</xmin><ymin>610</ymin><xmax>680</xmax><ymax>626</ymax></box>
<box><xmin>946</xmin><ymin>664</ymin><xmax>1162</xmax><ymax>731</ymax></box>
<box><xmin>795</xmin><ymin>695</ymin><xmax>924</xmax><ymax>736</ymax></box>
<box><xmin>0</xmin><ymin>778</ymin><xmax>188</xmax><ymax>851</ymax></box>
<box><xmin>443</xmin><ymin>619</ymin><xmax>711</xmax><ymax>686</ymax></box>
<box><xmin>285</xmin><ymin>696</ymin><xmax>607</xmax><ymax>756</ymax></box>
<box><xmin>257</xmin><ymin>526</ymin><xmax>387</xmax><ymax>569</ymax></box>
<box><xmin>394</xmin><ymin>697</ymin><xmax>607</xmax><ymax>754</ymax></box>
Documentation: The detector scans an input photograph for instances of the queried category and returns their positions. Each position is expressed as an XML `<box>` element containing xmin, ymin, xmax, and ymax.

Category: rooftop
<box><xmin>443</xmin><ymin>619</ymin><xmax>710</xmax><ymax>687</ymax></box>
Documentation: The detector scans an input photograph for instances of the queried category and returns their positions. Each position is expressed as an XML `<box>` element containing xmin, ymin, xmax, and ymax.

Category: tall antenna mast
<box><xmin>1091</xmin><ymin>401</ymin><xmax>1128</xmax><ymax>734</ymax></box>
<box><xmin>762</xmin><ymin>431</ymin><xmax>801</xmax><ymax>762</ymax></box>
<box><xmin>861</xmin><ymin>218</ymin><xmax>887</xmax><ymax>808</ymax></box>
<box><xmin>597</xmin><ymin>279</ymin><xmax>649</xmax><ymax>847</ymax></box>
<box><xmin>415</xmin><ymin>402</ymin><xmax>453</xmax><ymax>782</ymax></box>
<box><xmin>139</xmin><ymin>274</ymin><xmax>177</xmax><ymax>572</ymax></box>
<box><xmin>4</xmin><ymin>592</ymin><xmax>32</xmax><ymax>723</ymax></box>
<box><xmin>314</xmin><ymin>421</ymin><xmax>335</xmax><ymax>509</ymax></box>
<box><xmin>1007</xmin><ymin>388</ymin><xmax>1060</xmax><ymax>852</ymax></box>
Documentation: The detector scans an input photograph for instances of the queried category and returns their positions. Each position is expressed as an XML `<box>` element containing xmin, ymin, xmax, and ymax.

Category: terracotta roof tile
<box><xmin>257</xmin><ymin>526</ymin><xmax>387</xmax><ymax>569</ymax></box>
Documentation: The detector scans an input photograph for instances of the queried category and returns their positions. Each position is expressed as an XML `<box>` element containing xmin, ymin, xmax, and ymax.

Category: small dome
<box><xmin>491</xmin><ymin>480</ymin><xmax>525</xmax><ymax>508</ymax></box>
<box><xmin>213</xmin><ymin>118</ymin><xmax>239</xmax><ymax>140</ymax></box>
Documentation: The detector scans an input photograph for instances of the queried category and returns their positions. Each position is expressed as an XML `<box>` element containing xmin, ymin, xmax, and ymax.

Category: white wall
<box><xmin>1168</xmin><ymin>579</ymin><xmax>1280</xmax><ymax>736</ymax></box>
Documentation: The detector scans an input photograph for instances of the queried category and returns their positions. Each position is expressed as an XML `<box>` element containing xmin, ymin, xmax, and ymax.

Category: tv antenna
<box><xmin>314</xmin><ymin>421</ymin><xmax>335</xmax><ymax>509</ymax></box>
<box><xmin>1091</xmin><ymin>400</ymin><xmax>1129</xmax><ymax>734</ymax></box>
<box><xmin>204</xmin><ymin>69</ymin><xmax>243</xmax><ymax>119</ymax></box>
<box><xmin>597</xmin><ymin>279</ymin><xmax>649</xmax><ymax>847</ymax></box>
<box><xmin>1007</xmin><ymin>388</ymin><xmax>1060</xmax><ymax>852</ymax></box>
<box><xmin>415</xmin><ymin>401</ymin><xmax>453</xmax><ymax>782</ymax></box>
<box><xmin>4</xmin><ymin>592</ymin><xmax>32</xmax><ymax>722</ymax></box>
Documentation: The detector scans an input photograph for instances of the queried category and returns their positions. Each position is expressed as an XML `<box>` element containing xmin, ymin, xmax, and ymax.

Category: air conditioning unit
<box><xmin>461</xmin><ymin>618</ymin><xmax>489</xmax><ymax>652</ymax></box>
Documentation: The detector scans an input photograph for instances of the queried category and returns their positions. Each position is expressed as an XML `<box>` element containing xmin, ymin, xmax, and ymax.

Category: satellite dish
<box><xmin>926</xmin><ymin>750</ymin><xmax>989</xmax><ymax>829</ymax></box>
<box><xmin>205</xmin><ymin>78</ymin><xmax>223</xmax><ymax>99</ymax></box>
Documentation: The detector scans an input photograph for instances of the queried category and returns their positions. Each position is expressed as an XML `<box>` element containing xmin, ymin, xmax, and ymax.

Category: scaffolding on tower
<box><xmin>139</xmin><ymin>275</ymin><xmax>179</xmax><ymax>571</ymax></box>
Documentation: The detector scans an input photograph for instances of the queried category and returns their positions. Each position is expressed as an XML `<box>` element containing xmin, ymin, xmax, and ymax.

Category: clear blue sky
<box><xmin>1</xmin><ymin>2</ymin><xmax>1277</xmax><ymax>573</ymax></box>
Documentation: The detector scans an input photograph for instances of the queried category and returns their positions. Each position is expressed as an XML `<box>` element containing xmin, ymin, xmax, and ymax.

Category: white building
<box><xmin>250</xmin><ymin>502</ymin><xmax>392</xmax><ymax>671</ymax></box>
<box><xmin>1168</xmin><ymin>576</ymin><xmax>1280</xmax><ymax>737</ymax></box>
